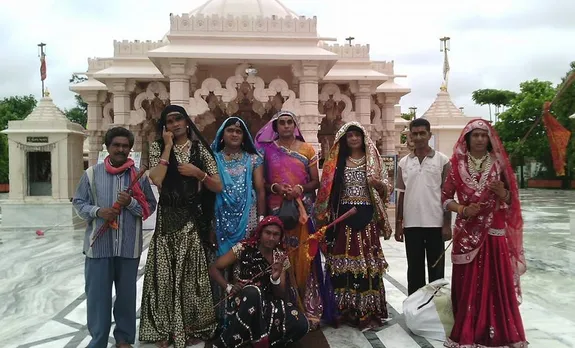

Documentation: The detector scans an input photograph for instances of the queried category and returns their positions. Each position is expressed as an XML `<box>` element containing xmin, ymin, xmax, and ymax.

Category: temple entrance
<box><xmin>197</xmin><ymin>81</ymin><xmax>283</xmax><ymax>144</ymax></box>
<box><xmin>27</xmin><ymin>151</ymin><xmax>52</xmax><ymax>196</ymax></box>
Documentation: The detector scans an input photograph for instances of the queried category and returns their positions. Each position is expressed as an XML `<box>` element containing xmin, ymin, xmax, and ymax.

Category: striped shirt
<box><xmin>72</xmin><ymin>163</ymin><xmax>157</xmax><ymax>259</ymax></box>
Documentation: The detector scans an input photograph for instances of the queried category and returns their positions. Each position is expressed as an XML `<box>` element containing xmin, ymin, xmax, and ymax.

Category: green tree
<box><xmin>401</xmin><ymin>112</ymin><xmax>414</xmax><ymax>121</ymax></box>
<box><xmin>471</xmin><ymin>88</ymin><xmax>517</xmax><ymax>122</ymax></box>
<box><xmin>65</xmin><ymin>74</ymin><xmax>88</xmax><ymax>128</ymax></box>
<box><xmin>0</xmin><ymin>95</ymin><xmax>38</xmax><ymax>183</ymax></box>
<box><xmin>494</xmin><ymin>80</ymin><xmax>557</xmax><ymax>178</ymax></box>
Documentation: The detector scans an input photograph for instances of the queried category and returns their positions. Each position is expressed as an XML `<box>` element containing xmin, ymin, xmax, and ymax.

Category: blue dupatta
<box><xmin>211</xmin><ymin>117</ymin><xmax>259</xmax><ymax>256</ymax></box>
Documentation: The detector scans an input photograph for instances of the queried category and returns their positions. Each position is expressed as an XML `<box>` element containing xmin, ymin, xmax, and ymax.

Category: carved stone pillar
<box><xmin>380</xmin><ymin>95</ymin><xmax>400</xmax><ymax>155</ymax></box>
<box><xmin>128</xmin><ymin>123</ymin><xmax>145</xmax><ymax>167</ymax></box>
<box><xmin>113</xmin><ymin>92</ymin><xmax>130</xmax><ymax>125</ymax></box>
<box><xmin>297</xmin><ymin>63</ymin><xmax>320</xmax><ymax>149</ymax></box>
<box><xmin>88</xmin><ymin>131</ymin><xmax>104</xmax><ymax>166</ymax></box>
<box><xmin>168</xmin><ymin>59</ymin><xmax>197</xmax><ymax>109</ymax></box>
<box><xmin>106</xmin><ymin>79</ymin><xmax>135</xmax><ymax>126</ymax></box>
<box><xmin>129</xmin><ymin>124</ymin><xmax>144</xmax><ymax>152</ymax></box>
<box><xmin>83</xmin><ymin>91</ymin><xmax>105</xmax><ymax>166</ymax></box>
<box><xmin>354</xmin><ymin>82</ymin><xmax>372</xmax><ymax>133</ymax></box>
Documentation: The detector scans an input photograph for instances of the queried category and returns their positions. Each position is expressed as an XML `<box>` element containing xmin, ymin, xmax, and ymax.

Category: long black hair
<box><xmin>214</xmin><ymin>116</ymin><xmax>259</xmax><ymax>154</ymax></box>
<box><xmin>156</xmin><ymin>104</ymin><xmax>216</xmax><ymax>244</ymax></box>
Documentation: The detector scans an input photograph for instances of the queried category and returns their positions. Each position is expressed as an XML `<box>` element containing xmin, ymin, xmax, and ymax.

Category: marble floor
<box><xmin>1</xmin><ymin>189</ymin><xmax>574</xmax><ymax>348</ymax></box>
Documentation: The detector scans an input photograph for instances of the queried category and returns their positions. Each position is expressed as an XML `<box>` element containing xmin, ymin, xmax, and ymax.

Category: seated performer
<box><xmin>208</xmin><ymin>216</ymin><xmax>309</xmax><ymax>348</ymax></box>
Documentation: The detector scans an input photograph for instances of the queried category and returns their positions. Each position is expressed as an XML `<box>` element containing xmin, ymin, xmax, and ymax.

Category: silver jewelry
<box><xmin>270</xmin><ymin>275</ymin><xmax>281</xmax><ymax>285</ymax></box>
<box><xmin>467</xmin><ymin>152</ymin><xmax>489</xmax><ymax>172</ymax></box>
<box><xmin>223</xmin><ymin>148</ymin><xmax>243</xmax><ymax>161</ymax></box>
<box><xmin>467</xmin><ymin>153</ymin><xmax>493</xmax><ymax>193</ymax></box>
<box><xmin>226</xmin><ymin>283</ymin><xmax>233</xmax><ymax>294</ymax></box>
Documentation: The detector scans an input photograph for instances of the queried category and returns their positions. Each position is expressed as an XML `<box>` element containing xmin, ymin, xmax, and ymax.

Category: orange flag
<box><xmin>542</xmin><ymin>102</ymin><xmax>571</xmax><ymax>176</ymax></box>
<box><xmin>305</xmin><ymin>226</ymin><xmax>327</xmax><ymax>261</ymax></box>
<box><xmin>40</xmin><ymin>53</ymin><xmax>47</xmax><ymax>81</ymax></box>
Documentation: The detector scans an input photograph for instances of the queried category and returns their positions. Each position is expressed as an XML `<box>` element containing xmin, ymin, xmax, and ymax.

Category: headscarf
<box><xmin>211</xmin><ymin>117</ymin><xmax>262</xmax><ymax>256</ymax></box>
<box><xmin>211</xmin><ymin>116</ymin><xmax>259</xmax><ymax>154</ymax></box>
<box><xmin>315</xmin><ymin>121</ymin><xmax>392</xmax><ymax>239</ymax></box>
<box><xmin>156</xmin><ymin>104</ymin><xmax>217</xmax><ymax>244</ymax></box>
<box><xmin>254</xmin><ymin>110</ymin><xmax>304</xmax><ymax>145</ymax></box>
<box><xmin>452</xmin><ymin>118</ymin><xmax>525</xmax><ymax>298</ymax></box>
<box><xmin>244</xmin><ymin>216</ymin><xmax>285</xmax><ymax>249</ymax></box>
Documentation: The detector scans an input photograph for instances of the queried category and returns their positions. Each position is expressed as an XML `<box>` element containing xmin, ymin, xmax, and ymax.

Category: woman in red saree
<box><xmin>442</xmin><ymin>119</ymin><xmax>528</xmax><ymax>348</ymax></box>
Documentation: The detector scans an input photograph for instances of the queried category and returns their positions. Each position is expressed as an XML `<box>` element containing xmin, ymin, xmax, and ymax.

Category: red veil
<box><xmin>447</xmin><ymin>119</ymin><xmax>526</xmax><ymax>301</ymax></box>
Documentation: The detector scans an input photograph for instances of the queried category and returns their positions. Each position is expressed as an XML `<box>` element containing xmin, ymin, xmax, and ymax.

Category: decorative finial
<box><xmin>439</xmin><ymin>37</ymin><xmax>451</xmax><ymax>91</ymax></box>
<box><xmin>345</xmin><ymin>36</ymin><xmax>355</xmax><ymax>46</ymax></box>
<box><xmin>44</xmin><ymin>87</ymin><xmax>50</xmax><ymax>97</ymax></box>
<box><xmin>440</xmin><ymin>83</ymin><xmax>447</xmax><ymax>92</ymax></box>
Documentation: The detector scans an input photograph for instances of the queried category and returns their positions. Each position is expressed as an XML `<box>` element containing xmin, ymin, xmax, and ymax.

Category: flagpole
<box><xmin>439</xmin><ymin>36</ymin><xmax>451</xmax><ymax>91</ymax></box>
<box><xmin>38</xmin><ymin>43</ymin><xmax>46</xmax><ymax>97</ymax></box>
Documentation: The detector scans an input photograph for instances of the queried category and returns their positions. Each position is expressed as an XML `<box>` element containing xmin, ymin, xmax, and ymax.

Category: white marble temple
<box><xmin>1</xmin><ymin>189</ymin><xmax>575</xmax><ymax>347</ymax></box>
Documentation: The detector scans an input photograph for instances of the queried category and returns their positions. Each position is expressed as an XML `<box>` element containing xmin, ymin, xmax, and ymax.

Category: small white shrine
<box><xmin>420</xmin><ymin>85</ymin><xmax>470</xmax><ymax>158</ymax></box>
<box><xmin>0</xmin><ymin>94</ymin><xmax>86</xmax><ymax>231</ymax></box>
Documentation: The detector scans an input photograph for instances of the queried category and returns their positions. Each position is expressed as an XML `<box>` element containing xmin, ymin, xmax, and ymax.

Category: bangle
<box><xmin>462</xmin><ymin>207</ymin><xmax>468</xmax><ymax>218</ymax></box>
<box><xmin>270</xmin><ymin>275</ymin><xmax>281</xmax><ymax>285</ymax></box>
<box><xmin>200</xmin><ymin>172</ymin><xmax>208</xmax><ymax>182</ymax></box>
<box><xmin>503</xmin><ymin>190</ymin><xmax>510</xmax><ymax>202</ymax></box>
<box><xmin>159</xmin><ymin>159</ymin><xmax>169</xmax><ymax>166</ymax></box>
<box><xmin>270</xmin><ymin>183</ymin><xmax>278</xmax><ymax>194</ymax></box>
<box><xmin>295</xmin><ymin>184</ymin><xmax>304</xmax><ymax>193</ymax></box>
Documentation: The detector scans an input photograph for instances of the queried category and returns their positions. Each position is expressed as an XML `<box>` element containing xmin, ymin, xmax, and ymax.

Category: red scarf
<box><xmin>104</xmin><ymin>156</ymin><xmax>151</xmax><ymax>220</ymax></box>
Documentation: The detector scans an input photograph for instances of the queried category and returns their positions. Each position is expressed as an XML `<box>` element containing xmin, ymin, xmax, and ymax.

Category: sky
<box><xmin>1</xmin><ymin>0</ymin><xmax>574</xmax><ymax>120</ymax></box>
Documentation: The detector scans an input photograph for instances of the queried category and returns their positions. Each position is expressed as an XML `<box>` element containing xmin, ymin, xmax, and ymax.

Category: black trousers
<box><xmin>404</xmin><ymin>227</ymin><xmax>445</xmax><ymax>295</ymax></box>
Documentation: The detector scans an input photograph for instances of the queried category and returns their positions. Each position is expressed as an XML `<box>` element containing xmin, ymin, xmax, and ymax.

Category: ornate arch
<box><xmin>132</xmin><ymin>81</ymin><xmax>169</xmax><ymax>125</ymax></box>
<box><xmin>319</xmin><ymin>83</ymin><xmax>352</xmax><ymax>119</ymax></box>
<box><xmin>261</xmin><ymin>78</ymin><xmax>300</xmax><ymax>114</ymax></box>
<box><xmin>189</xmin><ymin>77</ymin><xmax>239</xmax><ymax>116</ymax></box>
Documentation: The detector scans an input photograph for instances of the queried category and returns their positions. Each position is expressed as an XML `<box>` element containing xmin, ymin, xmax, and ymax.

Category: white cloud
<box><xmin>0</xmin><ymin>0</ymin><xmax>573</xmax><ymax>120</ymax></box>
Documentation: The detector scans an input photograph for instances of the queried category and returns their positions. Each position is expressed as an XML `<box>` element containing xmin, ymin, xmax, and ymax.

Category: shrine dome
<box><xmin>189</xmin><ymin>0</ymin><xmax>299</xmax><ymax>18</ymax></box>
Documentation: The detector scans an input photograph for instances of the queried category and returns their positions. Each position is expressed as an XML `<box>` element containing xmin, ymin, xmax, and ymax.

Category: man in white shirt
<box><xmin>395</xmin><ymin>118</ymin><xmax>452</xmax><ymax>295</ymax></box>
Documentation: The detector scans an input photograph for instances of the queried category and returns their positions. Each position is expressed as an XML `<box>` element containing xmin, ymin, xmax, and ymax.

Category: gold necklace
<box><xmin>174</xmin><ymin>140</ymin><xmax>190</xmax><ymax>152</ymax></box>
<box><xmin>467</xmin><ymin>152</ymin><xmax>489</xmax><ymax>172</ymax></box>
<box><xmin>348</xmin><ymin>155</ymin><xmax>366</xmax><ymax>166</ymax></box>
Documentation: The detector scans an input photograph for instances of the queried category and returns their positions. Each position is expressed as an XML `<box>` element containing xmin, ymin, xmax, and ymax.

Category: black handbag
<box><xmin>275</xmin><ymin>199</ymin><xmax>300</xmax><ymax>230</ymax></box>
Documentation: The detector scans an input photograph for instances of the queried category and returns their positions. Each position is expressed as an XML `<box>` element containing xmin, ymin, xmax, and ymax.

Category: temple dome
<box><xmin>189</xmin><ymin>0</ymin><xmax>299</xmax><ymax>18</ymax></box>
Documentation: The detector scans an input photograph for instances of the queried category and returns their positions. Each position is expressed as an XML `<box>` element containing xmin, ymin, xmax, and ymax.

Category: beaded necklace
<box><xmin>467</xmin><ymin>152</ymin><xmax>493</xmax><ymax>193</ymax></box>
